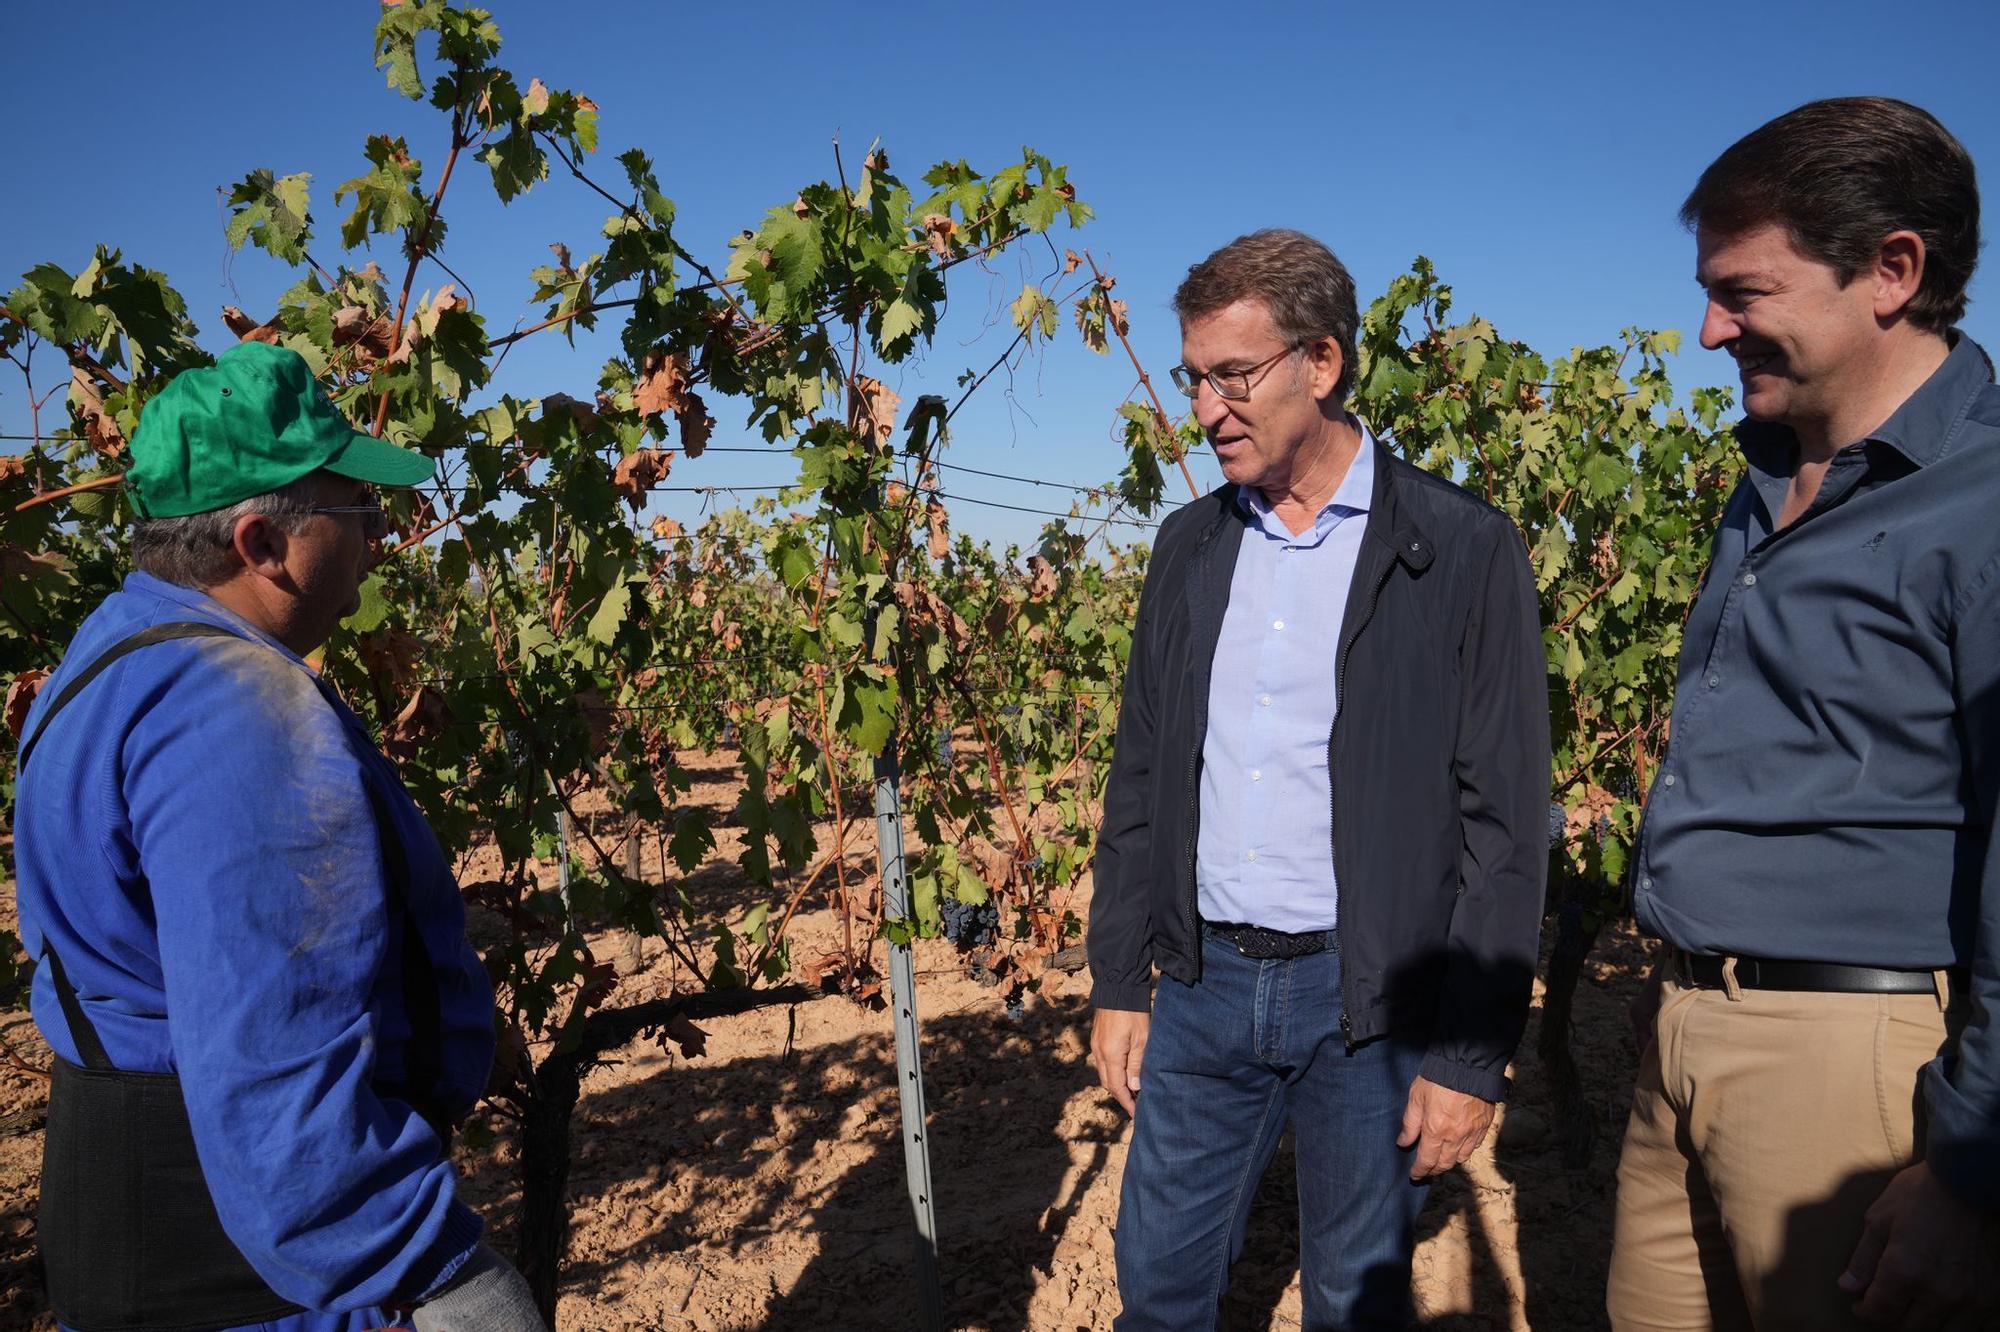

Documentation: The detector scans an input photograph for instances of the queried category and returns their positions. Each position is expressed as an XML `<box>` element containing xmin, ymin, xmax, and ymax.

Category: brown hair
<box><xmin>1173</xmin><ymin>228</ymin><xmax>1360</xmax><ymax>401</ymax></box>
<box><xmin>1682</xmin><ymin>97</ymin><xmax>1980</xmax><ymax>333</ymax></box>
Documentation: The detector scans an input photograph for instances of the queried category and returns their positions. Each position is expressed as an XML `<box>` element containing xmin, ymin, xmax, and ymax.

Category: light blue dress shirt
<box><xmin>1195</xmin><ymin>422</ymin><xmax>1375</xmax><ymax>932</ymax></box>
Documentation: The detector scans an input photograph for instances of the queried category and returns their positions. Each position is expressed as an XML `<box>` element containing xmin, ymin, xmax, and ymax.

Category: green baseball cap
<box><xmin>125</xmin><ymin>340</ymin><xmax>434</xmax><ymax>518</ymax></box>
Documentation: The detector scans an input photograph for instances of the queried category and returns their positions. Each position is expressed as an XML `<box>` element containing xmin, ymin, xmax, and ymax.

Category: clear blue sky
<box><xmin>5</xmin><ymin>0</ymin><xmax>1997</xmax><ymax>549</ymax></box>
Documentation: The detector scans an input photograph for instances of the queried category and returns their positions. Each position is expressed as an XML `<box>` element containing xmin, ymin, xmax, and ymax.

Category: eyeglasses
<box><xmin>310</xmin><ymin>501</ymin><xmax>390</xmax><ymax>539</ymax></box>
<box><xmin>1169</xmin><ymin>343</ymin><xmax>1301</xmax><ymax>401</ymax></box>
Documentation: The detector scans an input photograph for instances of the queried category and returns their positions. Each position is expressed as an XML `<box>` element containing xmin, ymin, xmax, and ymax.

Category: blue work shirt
<box><xmin>1633</xmin><ymin>333</ymin><xmax>2000</xmax><ymax>1203</ymax></box>
<box><xmin>1196</xmin><ymin>422</ymin><xmax>1374</xmax><ymax>932</ymax></box>
<box><xmin>13</xmin><ymin>572</ymin><xmax>493</xmax><ymax>1325</ymax></box>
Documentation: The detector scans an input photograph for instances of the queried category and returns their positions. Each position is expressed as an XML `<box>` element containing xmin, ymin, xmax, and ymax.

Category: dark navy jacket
<box><xmin>1087</xmin><ymin>439</ymin><xmax>1551</xmax><ymax>1102</ymax></box>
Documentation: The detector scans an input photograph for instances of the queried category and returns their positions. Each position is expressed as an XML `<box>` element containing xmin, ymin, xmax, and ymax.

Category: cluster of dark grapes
<box><xmin>1546</xmin><ymin>802</ymin><xmax>1567</xmax><ymax>850</ymax></box>
<box><xmin>939</xmin><ymin>896</ymin><xmax>999</xmax><ymax>949</ymax></box>
<box><xmin>935</xmin><ymin>727</ymin><xmax>953</xmax><ymax>766</ymax></box>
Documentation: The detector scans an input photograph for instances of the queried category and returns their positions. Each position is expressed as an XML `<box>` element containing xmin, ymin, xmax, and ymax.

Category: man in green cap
<box><xmin>13</xmin><ymin>341</ymin><xmax>543</xmax><ymax>1331</ymax></box>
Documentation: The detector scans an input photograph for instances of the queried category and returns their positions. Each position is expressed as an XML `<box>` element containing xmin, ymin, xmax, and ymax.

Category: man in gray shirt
<box><xmin>1611</xmin><ymin>98</ymin><xmax>2000</xmax><ymax>1330</ymax></box>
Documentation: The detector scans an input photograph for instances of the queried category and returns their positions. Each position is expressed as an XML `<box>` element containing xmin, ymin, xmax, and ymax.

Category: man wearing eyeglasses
<box><xmin>1086</xmin><ymin>229</ymin><xmax>1548</xmax><ymax>1329</ymax></box>
<box><xmin>13</xmin><ymin>342</ymin><xmax>541</xmax><ymax>1331</ymax></box>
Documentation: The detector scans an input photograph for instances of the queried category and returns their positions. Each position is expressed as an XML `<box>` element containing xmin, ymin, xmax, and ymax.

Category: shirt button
<box><xmin>1273</xmin><ymin>619</ymin><xmax>1285</xmax><ymax>630</ymax></box>
<box><xmin>1641</xmin><ymin>875</ymin><xmax>1654</xmax><ymax>891</ymax></box>
<box><xmin>1260</xmin><ymin>695</ymin><xmax>1273</xmax><ymax>707</ymax></box>
<box><xmin>1662</xmin><ymin>772</ymin><xmax>1676</xmax><ymax>788</ymax></box>
<box><xmin>1251</xmin><ymin>769</ymin><xmax>1262</xmax><ymax>781</ymax></box>
<box><xmin>1742</xmin><ymin>572</ymin><xmax>1757</xmax><ymax>587</ymax></box>
<box><xmin>1246</xmin><ymin>850</ymin><xmax>1258</xmax><ymax>862</ymax></box>
<box><xmin>1707</xmin><ymin>676</ymin><xmax>1719</xmax><ymax>689</ymax></box>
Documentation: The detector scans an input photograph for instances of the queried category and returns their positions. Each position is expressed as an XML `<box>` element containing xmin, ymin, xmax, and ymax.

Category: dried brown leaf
<box><xmin>522</xmin><ymin>78</ymin><xmax>551</xmax><ymax>118</ymax></box>
<box><xmin>678</xmin><ymin>391</ymin><xmax>713</xmax><ymax>459</ymax></box>
<box><xmin>1028</xmin><ymin>554</ymin><xmax>1058</xmax><ymax>602</ymax></box>
<box><xmin>634</xmin><ymin>349</ymin><xmax>691</xmax><ymax>419</ymax></box>
<box><xmin>851</xmin><ymin>375</ymin><xmax>900</xmax><ymax>448</ymax></box>
<box><xmin>221</xmin><ymin>306</ymin><xmax>283</xmax><ymax>345</ymax></box>
<box><xmin>573</xmin><ymin>959</ymin><xmax>619</xmax><ymax>1018</ymax></box>
<box><xmin>926</xmin><ymin>498</ymin><xmax>950</xmax><ymax>561</ymax></box>
<box><xmin>650</xmin><ymin>514</ymin><xmax>683</xmax><ymax>541</ymax></box>
<box><xmin>542</xmin><ymin>392</ymin><xmax>598</xmax><ymax>433</ymax></box>
<box><xmin>331</xmin><ymin>305</ymin><xmax>370</xmax><ymax>344</ymax></box>
<box><xmin>612</xmin><ymin>448</ymin><xmax>671</xmax><ymax>510</ymax></box>
<box><xmin>5</xmin><ymin>668</ymin><xmax>49</xmax><ymax>741</ymax></box>
<box><xmin>921</xmin><ymin>213</ymin><xmax>957</xmax><ymax>257</ymax></box>
<box><xmin>357</xmin><ymin>627</ymin><xmax>425</xmax><ymax>693</ymax></box>
<box><xmin>658</xmin><ymin>1011</ymin><xmax>708</xmax><ymax>1059</ymax></box>
<box><xmin>383</xmin><ymin>684</ymin><xmax>454</xmax><ymax>757</ymax></box>
<box><xmin>69</xmin><ymin>367</ymin><xmax>126</xmax><ymax>459</ymax></box>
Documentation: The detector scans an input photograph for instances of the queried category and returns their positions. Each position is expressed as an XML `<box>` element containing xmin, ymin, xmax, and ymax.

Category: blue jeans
<box><xmin>1115</xmin><ymin>930</ymin><xmax>1429</xmax><ymax>1331</ymax></box>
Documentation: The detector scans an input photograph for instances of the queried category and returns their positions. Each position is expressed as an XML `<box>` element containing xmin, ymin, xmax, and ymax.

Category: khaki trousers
<box><xmin>1606</xmin><ymin>972</ymin><xmax>1959</xmax><ymax>1331</ymax></box>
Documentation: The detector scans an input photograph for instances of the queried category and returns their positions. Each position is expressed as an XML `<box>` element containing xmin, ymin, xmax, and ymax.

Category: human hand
<box><xmin>1090</xmin><ymin>1007</ymin><xmax>1151</xmax><ymax>1116</ymax></box>
<box><xmin>1397</xmin><ymin>1075</ymin><xmax>1497</xmax><ymax>1180</ymax></box>
<box><xmin>1840</xmin><ymin>1161</ymin><xmax>2000</xmax><ymax>1330</ymax></box>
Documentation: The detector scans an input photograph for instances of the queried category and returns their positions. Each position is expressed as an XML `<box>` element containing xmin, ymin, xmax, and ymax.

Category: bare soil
<box><xmin>0</xmin><ymin>755</ymin><xmax>1654</xmax><ymax>1330</ymax></box>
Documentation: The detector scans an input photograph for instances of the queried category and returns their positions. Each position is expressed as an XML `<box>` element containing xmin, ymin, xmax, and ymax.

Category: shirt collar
<box><xmin>1736</xmin><ymin>331</ymin><xmax>1995</xmax><ymax>478</ymax></box>
<box><xmin>1235</xmin><ymin>416</ymin><xmax>1377</xmax><ymax>531</ymax></box>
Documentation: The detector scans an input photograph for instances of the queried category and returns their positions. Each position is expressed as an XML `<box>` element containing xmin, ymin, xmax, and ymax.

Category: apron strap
<box><xmin>17</xmin><ymin>620</ymin><xmax>240</xmax><ymax>772</ymax></box>
<box><xmin>41</xmin><ymin>941</ymin><xmax>113</xmax><ymax>1071</ymax></box>
<box><xmin>22</xmin><ymin>622</ymin><xmax>242</xmax><ymax>1074</ymax></box>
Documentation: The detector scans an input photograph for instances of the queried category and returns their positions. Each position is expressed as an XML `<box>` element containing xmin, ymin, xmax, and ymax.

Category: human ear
<box><xmin>1872</xmin><ymin>230</ymin><xmax>1927</xmax><ymax>321</ymax></box>
<box><xmin>230</xmin><ymin>513</ymin><xmax>290</xmax><ymax>582</ymax></box>
<box><xmin>1308</xmin><ymin>338</ymin><xmax>1345</xmax><ymax>404</ymax></box>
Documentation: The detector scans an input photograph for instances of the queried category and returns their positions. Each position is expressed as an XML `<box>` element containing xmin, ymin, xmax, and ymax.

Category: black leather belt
<box><xmin>1205</xmin><ymin>921</ymin><xmax>1333</xmax><ymax>960</ymax></box>
<box><xmin>1671</xmin><ymin>948</ymin><xmax>1961</xmax><ymax>995</ymax></box>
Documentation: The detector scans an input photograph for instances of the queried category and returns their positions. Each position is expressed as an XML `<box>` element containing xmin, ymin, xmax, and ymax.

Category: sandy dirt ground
<box><xmin>0</xmin><ymin>754</ymin><xmax>1654</xmax><ymax>1330</ymax></box>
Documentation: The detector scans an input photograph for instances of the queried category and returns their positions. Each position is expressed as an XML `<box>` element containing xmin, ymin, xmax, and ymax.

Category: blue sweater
<box><xmin>14</xmin><ymin>572</ymin><xmax>494</xmax><ymax>1323</ymax></box>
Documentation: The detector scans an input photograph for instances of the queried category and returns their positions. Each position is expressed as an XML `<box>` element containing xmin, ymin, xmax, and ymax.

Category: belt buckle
<box><xmin>1233</xmin><ymin>926</ymin><xmax>1278</xmax><ymax>959</ymax></box>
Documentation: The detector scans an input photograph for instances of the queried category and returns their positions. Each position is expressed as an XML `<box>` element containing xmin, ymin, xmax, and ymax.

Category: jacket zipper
<box><xmin>1330</xmin><ymin>546</ymin><xmax>1397</xmax><ymax>1047</ymax></box>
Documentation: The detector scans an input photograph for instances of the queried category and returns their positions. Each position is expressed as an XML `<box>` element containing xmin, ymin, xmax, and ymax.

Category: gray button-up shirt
<box><xmin>1634</xmin><ymin>332</ymin><xmax>2000</xmax><ymax>1201</ymax></box>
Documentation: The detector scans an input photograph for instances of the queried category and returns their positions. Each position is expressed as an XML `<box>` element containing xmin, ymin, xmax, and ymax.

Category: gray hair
<box><xmin>130</xmin><ymin>474</ymin><xmax>321</xmax><ymax>588</ymax></box>
<box><xmin>1173</xmin><ymin>228</ymin><xmax>1361</xmax><ymax>402</ymax></box>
